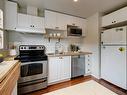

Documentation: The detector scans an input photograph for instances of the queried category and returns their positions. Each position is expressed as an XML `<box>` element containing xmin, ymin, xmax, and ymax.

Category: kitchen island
<box><xmin>0</xmin><ymin>59</ymin><xmax>20</xmax><ymax>95</ymax></box>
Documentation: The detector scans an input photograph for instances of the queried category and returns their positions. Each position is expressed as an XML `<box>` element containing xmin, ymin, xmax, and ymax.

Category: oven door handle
<box><xmin>21</xmin><ymin>61</ymin><xmax>47</xmax><ymax>66</ymax></box>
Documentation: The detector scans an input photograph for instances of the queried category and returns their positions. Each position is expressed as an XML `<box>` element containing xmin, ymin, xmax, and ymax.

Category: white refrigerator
<box><xmin>101</xmin><ymin>26</ymin><xmax>127</xmax><ymax>89</ymax></box>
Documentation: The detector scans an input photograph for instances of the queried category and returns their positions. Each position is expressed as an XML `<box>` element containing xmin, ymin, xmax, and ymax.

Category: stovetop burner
<box><xmin>14</xmin><ymin>45</ymin><xmax>47</xmax><ymax>62</ymax></box>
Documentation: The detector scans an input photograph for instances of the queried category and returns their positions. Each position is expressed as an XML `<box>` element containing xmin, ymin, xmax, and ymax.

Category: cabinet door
<box><xmin>30</xmin><ymin>16</ymin><xmax>44</xmax><ymax>29</ymax></box>
<box><xmin>101</xmin><ymin>46</ymin><xmax>127</xmax><ymax>89</ymax></box>
<box><xmin>114</xmin><ymin>7</ymin><xmax>127</xmax><ymax>24</ymax></box>
<box><xmin>57</xmin><ymin>13</ymin><xmax>68</xmax><ymax>30</ymax></box>
<box><xmin>30</xmin><ymin>16</ymin><xmax>45</xmax><ymax>33</ymax></box>
<box><xmin>102</xmin><ymin>13</ymin><xmax>116</xmax><ymax>27</ymax></box>
<box><xmin>45</xmin><ymin>10</ymin><xmax>57</xmax><ymax>29</ymax></box>
<box><xmin>0</xmin><ymin>9</ymin><xmax>3</xmax><ymax>29</ymax></box>
<box><xmin>102</xmin><ymin>7</ymin><xmax>127</xmax><ymax>27</ymax></box>
<box><xmin>17</xmin><ymin>13</ymin><xmax>30</xmax><ymax>29</ymax></box>
<box><xmin>48</xmin><ymin>57</ymin><xmax>59</xmax><ymax>84</ymax></box>
<box><xmin>60</xmin><ymin>56</ymin><xmax>71</xmax><ymax>80</ymax></box>
<box><xmin>76</xmin><ymin>18</ymin><xmax>86</xmax><ymax>36</ymax></box>
<box><xmin>5</xmin><ymin>1</ymin><xmax>17</xmax><ymax>30</ymax></box>
<box><xmin>102</xmin><ymin>26</ymin><xmax>126</xmax><ymax>45</ymax></box>
<box><xmin>65</xmin><ymin>15</ymin><xmax>73</xmax><ymax>25</ymax></box>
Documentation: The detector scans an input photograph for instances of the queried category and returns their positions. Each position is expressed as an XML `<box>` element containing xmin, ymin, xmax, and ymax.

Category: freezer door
<box><xmin>101</xmin><ymin>26</ymin><xmax>126</xmax><ymax>45</ymax></box>
<box><xmin>101</xmin><ymin>46</ymin><xmax>127</xmax><ymax>89</ymax></box>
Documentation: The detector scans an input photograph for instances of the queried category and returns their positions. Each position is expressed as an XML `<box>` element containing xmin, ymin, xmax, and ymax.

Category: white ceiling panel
<box><xmin>14</xmin><ymin>0</ymin><xmax>127</xmax><ymax>18</ymax></box>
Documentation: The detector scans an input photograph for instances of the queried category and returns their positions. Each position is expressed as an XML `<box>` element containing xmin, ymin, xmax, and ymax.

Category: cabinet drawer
<box><xmin>85</xmin><ymin>55</ymin><xmax>92</xmax><ymax>74</ymax></box>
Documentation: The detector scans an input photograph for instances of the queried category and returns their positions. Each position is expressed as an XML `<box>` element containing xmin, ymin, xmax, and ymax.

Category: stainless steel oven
<box><xmin>19</xmin><ymin>61</ymin><xmax>47</xmax><ymax>83</ymax></box>
<box><xmin>15</xmin><ymin>45</ymin><xmax>48</xmax><ymax>94</ymax></box>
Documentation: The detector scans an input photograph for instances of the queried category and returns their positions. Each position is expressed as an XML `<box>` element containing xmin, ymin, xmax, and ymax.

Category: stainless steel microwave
<box><xmin>67</xmin><ymin>25</ymin><xmax>82</xmax><ymax>36</ymax></box>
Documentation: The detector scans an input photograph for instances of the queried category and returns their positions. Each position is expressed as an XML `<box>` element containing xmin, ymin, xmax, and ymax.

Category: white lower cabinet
<box><xmin>85</xmin><ymin>54</ymin><xmax>92</xmax><ymax>75</ymax></box>
<box><xmin>48</xmin><ymin>56</ymin><xmax>71</xmax><ymax>84</ymax></box>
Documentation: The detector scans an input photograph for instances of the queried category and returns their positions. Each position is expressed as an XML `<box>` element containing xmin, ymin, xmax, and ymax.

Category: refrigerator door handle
<box><xmin>119</xmin><ymin>47</ymin><xmax>125</xmax><ymax>52</ymax></box>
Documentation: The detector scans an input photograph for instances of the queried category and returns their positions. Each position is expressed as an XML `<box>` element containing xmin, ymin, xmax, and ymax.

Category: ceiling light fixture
<box><xmin>73</xmin><ymin>0</ymin><xmax>78</xmax><ymax>2</ymax></box>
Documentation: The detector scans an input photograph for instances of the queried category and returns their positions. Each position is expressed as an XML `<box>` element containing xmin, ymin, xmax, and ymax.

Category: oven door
<box><xmin>19</xmin><ymin>61</ymin><xmax>47</xmax><ymax>83</ymax></box>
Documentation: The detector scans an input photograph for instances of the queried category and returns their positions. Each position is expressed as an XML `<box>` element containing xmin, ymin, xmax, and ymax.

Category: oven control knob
<box><xmin>20</xmin><ymin>47</ymin><xmax>23</xmax><ymax>49</ymax></box>
<box><xmin>24</xmin><ymin>47</ymin><xmax>26</xmax><ymax>49</ymax></box>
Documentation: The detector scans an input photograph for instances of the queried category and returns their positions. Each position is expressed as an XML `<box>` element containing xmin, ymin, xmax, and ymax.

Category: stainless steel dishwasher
<box><xmin>71</xmin><ymin>55</ymin><xmax>85</xmax><ymax>78</ymax></box>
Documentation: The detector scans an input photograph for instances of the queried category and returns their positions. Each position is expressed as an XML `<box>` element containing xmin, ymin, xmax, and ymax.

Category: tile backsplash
<box><xmin>8</xmin><ymin>31</ymin><xmax>82</xmax><ymax>54</ymax></box>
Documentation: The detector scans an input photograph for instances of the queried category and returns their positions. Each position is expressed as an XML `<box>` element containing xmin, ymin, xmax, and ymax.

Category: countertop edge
<box><xmin>47</xmin><ymin>52</ymin><xmax>92</xmax><ymax>57</ymax></box>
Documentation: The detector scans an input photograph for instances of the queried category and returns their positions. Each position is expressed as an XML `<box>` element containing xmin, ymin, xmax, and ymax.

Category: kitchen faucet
<box><xmin>55</xmin><ymin>41</ymin><xmax>59</xmax><ymax>54</ymax></box>
<box><xmin>55</xmin><ymin>41</ymin><xmax>64</xmax><ymax>54</ymax></box>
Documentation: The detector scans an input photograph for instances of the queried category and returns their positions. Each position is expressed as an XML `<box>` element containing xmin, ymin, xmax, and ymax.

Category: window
<box><xmin>0</xmin><ymin>9</ymin><xmax>3</xmax><ymax>49</ymax></box>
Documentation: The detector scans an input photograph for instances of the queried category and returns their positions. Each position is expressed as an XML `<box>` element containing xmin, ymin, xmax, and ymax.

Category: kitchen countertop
<box><xmin>47</xmin><ymin>51</ymin><xmax>92</xmax><ymax>57</ymax></box>
<box><xmin>0</xmin><ymin>57</ymin><xmax>20</xmax><ymax>95</ymax></box>
<box><xmin>0</xmin><ymin>60</ymin><xmax>19</xmax><ymax>83</ymax></box>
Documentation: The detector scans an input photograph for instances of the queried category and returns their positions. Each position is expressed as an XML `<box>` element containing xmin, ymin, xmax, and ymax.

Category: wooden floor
<box><xmin>25</xmin><ymin>76</ymin><xmax>127</xmax><ymax>95</ymax></box>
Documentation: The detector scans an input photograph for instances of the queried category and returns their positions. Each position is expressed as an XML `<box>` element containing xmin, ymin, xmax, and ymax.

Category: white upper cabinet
<box><xmin>0</xmin><ymin>9</ymin><xmax>3</xmax><ymax>29</ymax></box>
<box><xmin>45</xmin><ymin>10</ymin><xmax>86</xmax><ymax>34</ymax></box>
<box><xmin>17</xmin><ymin>13</ymin><xmax>30</xmax><ymax>29</ymax></box>
<box><xmin>45</xmin><ymin>10</ymin><xmax>57</xmax><ymax>30</ymax></box>
<box><xmin>17</xmin><ymin>13</ymin><xmax>45</xmax><ymax>33</ymax></box>
<box><xmin>102</xmin><ymin>7</ymin><xmax>127</xmax><ymax>27</ymax></box>
<box><xmin>57</xmin><ymin>13</ymin><xmax>69</xmax><ymax>30</ymax></box>
<box><xmin>5</xmin><ymin>1</ymin><xmax>17</xmax><ymax>30</ymax></box>
<box><xmin>31</xmin><ymin>15</ymin><xmax>44</xmax><ymax>29</ymax></box>
<box><xmin>45</xmin><ymin>10</ymin><xmax>68</xmax><ymax>30</ymax></box>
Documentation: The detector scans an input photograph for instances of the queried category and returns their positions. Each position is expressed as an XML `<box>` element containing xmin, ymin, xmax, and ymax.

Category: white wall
<box><xmin>8</xmin><ymin>31</ymin><xmax>82</xmax><ymax>54</ymax></box>
<box><xmin>82</xmin><ymin>13</ymin><xmax>101</xmax><ymax>79</ymax></box>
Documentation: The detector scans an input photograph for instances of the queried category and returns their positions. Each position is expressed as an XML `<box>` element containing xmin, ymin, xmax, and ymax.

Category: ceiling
<box><xmin>13</xmin><ymin>0</ymin><xmax>127</xmax><ymax>18</ymax></box>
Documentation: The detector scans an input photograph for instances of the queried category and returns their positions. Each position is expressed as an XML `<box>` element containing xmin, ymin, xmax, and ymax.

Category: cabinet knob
<box><xmin>59</xmin><ymin>57</ymin><xmax>63</xmax><ymax>59</ymax></box>
<box><xmin>30</xmin><ymin>25</ymin><xmax>32</xmax><ymax>27</ymax></box>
